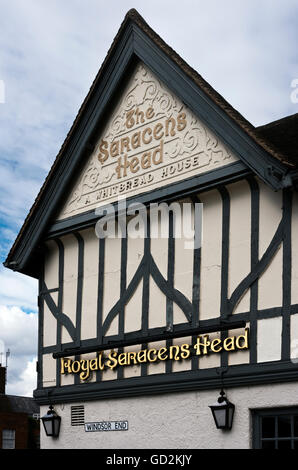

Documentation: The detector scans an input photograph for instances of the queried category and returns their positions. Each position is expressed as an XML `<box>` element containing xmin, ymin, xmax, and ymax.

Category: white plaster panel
<box><xmin>228</xmin><ymin>324</ymin><xmax>250</xmax><ymax>366</ymax></box>
<box><xmin>61</xmin><ymin>234</ymin><xmax>78</xmax><ymax>326</ymax></box>
<box><xmin>227</xmin><ymin>181</ymin><xmax>251</xmax><ymax>314</ymax></box>
<box><xmin>123</xmin><ymin>345</ymin><xmax>142</xmax><ymax>379</ymax></box>
<box><xmin>290</xmin><ymin>313</ymin><xmax>298</xmax><ymax>363</ymax></box>
<box><xmin>80</xmin><ymin>228</ymin><xmax>99</xmax><ymax>340</ymax></box>
<box><xmin>258</xmin><ymin>179</ymin><xmax>282</xmax><ymax>257</ymax></box>
<box><xmin>60</xmin><ymin>373</ymin><xmax>74</xmax><ymax>387</ymax></box>
<box><xmin>43</xmin><ymin>291</ymin><xmax>58</xmax><ymax>347</ymax></box>
<box><xmin>258</xmin><ymin>247</ymin><xmax>282</xmax><ymax>310</ymax></box>
<box><xmin>100</xmin><ymin>349</ymin><xmax>118</xmax><ymax>382</ymax></box>
<box><xmin>60</xmin><ymin>356</ymin><xmax>75</xmax><ymax>386</ymax></box>
<box><xmin>42</xmin><ymin>354</ymin><xmax>56</xmax><ymax>387</ymax></box>
<box><xmin>257</xmin><ymin>180</ymin><xmax>282</xmax><ymax>309</ymax></box>
<box><xmin>291</xmin><ymin>193</ymin><xmax>298</xmax><ymax>305</ymax></box>
<box><xmin>44</xmin><ymin>240</ymin><xmax>59</xmax><ymax>290</ymax></box>
<box><xmin>150</xmin><ymin>216</ymin><xmax>168</xmax><ymax>279</ymax></box>
<box><xmin>102</xmin><ymin>237</ymin><xmax>121</xmax><ymax>336</ymax></box>
<box><xmin>103</xmin><ymin>311</ymin><xmax>119</xmax><ymax>337</ymax></box>
<box><xmin>199</xmin><ymin>190</ymin><xmax>222</xmax><ymax>320</ymax></box>
<box><xmin>61</xmin><ymin>326</ymin><xmax>73</xmax><ymax>345</ymax></box>
<box><xmin>127</xmin><ymin>219</ymin><xmax>144</xmax><ymax>284</ymax></box>
<box><xmin>172</xmin><ymin>336</ymin><xmax>192</xmax><ymax>372</ymax></box>
<box><xmin>124</xmin><ymin>281</ymin><xmax>142</xmax><ymax>333</ymax></box>
<box><xmin>198</xmin><ymin>331</ymin><xmax>221</xmax><ymax>370</ymax></box>
<box><xmin>173</xmin><ymin>305</ymin><xmax>189</xmax><ymax>325</ymax></box>
<box><xmin>257</xmin><ymin>317</ymin><xmax>282</xmax><ymax>362</ymax></box>
<box><xmin>148</xmin><ymin>278</ymin><xmax>166</xmax><ymax>329</ymax></box>
<box><xmin>147</xmin><ymin>340</ymin><xmax>166</xmax><ymax>376</ymax></box>
<box><xmin>173</xmin><ymin>200</ymin><xmax>194</xmax><ymax>325</ymax></box>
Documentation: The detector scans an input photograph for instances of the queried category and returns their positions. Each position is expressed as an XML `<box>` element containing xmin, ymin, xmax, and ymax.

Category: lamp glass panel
<box><xmin>43</xmin><ymin>418</ymin><xmax>53</xmax><ymax>436</ymax></box>
<box><xmin>228</xmin><ymin>407</ymin><xmax>234</xmax><ymax>429</ymax></box>
<box><xmin>214</xmin><ymin>408</ymin><xmax>226</xmax><ymax>428</ymax></box>
<box><xmin>53</xmin><ymin>417</ymin><xmax>61</xmax><ymax>437</ymax></box>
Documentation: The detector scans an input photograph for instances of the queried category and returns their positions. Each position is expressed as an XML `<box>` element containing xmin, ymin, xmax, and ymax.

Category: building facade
<box><xmin>4</xmin><ymin>10</ymin><xmax>298</xmax><ymax>449</ymax></box>
<box><xmin>0</xmin><ymin>366</ymin><xmax>40</xmax><ymax>449</ymax></box>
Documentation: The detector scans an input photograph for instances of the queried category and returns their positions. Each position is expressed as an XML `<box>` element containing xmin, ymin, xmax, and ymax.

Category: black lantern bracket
<box><xmin>41</xmin><ymin>404</ymin><xmax>61</xmax><ymax>438</ymax></box>
<box><xmin>209</xmin><ymin>367</ymin><xmax>235</xmax><ymax>431</ymax></box>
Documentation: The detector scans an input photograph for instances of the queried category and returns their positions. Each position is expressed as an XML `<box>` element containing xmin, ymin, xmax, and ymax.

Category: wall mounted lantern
<box><xmin>41</xmin><ymin>405</ymin><xmax>61</xmax><ymax>437</ymax></box>
<box><xmin>209</xmin><ymin>389</ymin><xmax>235</xmax><ymax>430</ymax></box>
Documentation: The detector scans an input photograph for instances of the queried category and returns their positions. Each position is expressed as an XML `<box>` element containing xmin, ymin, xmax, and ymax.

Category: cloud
<box><xmin>0</xmin><ymin>268</ymin><xmax>38</xmax><ymax>311</ymax></box>
<box><xmin>0</xmin><ymin>305</ymin><xmax>38</xmax><ymax>396</ymax></box>
<box><xmin>6</xmin><ymin>357</ymin><xmax>37</xmax><ymax>398</ymax></box>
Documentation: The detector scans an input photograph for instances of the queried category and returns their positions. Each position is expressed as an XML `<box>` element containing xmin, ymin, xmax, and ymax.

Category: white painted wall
<box><xmin>40</xmin><ymin>382</ymin><xmax>298</xmax><ymax>449</ymax></box>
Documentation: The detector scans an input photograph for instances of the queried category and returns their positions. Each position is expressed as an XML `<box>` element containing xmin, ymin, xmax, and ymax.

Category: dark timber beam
<box><xmin>52</xmin><ymin>320</ymin><xmax>247</xmax><ymax>358</ymax></box>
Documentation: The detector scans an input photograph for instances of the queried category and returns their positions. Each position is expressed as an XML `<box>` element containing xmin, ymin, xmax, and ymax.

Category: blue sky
<box><xmin>0</xmin><ymin>0</ymin><xmax>297</xmax><ymax>396</ymax></box>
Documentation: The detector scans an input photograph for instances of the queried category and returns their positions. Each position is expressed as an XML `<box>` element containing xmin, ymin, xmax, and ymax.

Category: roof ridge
<box><xmin>257</xmin><ymin>112</ymin><xmax>298</xmax><ymax>130</ymax></box>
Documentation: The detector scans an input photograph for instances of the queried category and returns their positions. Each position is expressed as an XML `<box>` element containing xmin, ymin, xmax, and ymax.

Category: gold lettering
<box><xmin>106</xmin><ymin>351</ymin><xmax>118</xmax><ymax>370</ymax></box>
<box><xmin>120</xmin><ymin>137</ymin><xmax>130</xmax><ymax>154</ymax></box>
<box><xmin>97</xmin><ymin>352</ymin><xmax>105</xmax><ymax>371</ymax></box>
<box><xmin>59</xmin><ymin>328</ymin><xmax>251</xmax><ymax>379</ymax></box>
<box><xmin>169</xmin><ymin>345</ymin><xmax>180</xmax><ymax>361</ymax></box>
<box><xmin>135</xmin><ymin>107</ymin><xmax>145</xmax><ymax>125</ymax></box>
<box><xmin>177</xmin><ymin>112</ymin><xmax>187</xmax><ymax>131</ymax></box>
<box><xmin>60</xmin><ymin>358</ymin><xmax>72</xmax><ymax>374</ymax></box>
<box><xmin>110</xmin><ymin>140</ymin><xmax>119</xmax><ymax>157</ymax></box>
<box><xmin>157</xmin><ymin>347</ymin><xmax>168</xmax><ymax>361</ymax></box>
<box><xmin>141</xmin><ymin>152</ymin><xmax>151</xmax><ymax>169</ymax></box>
<box><xmin>165</xmin><ymin>117</ymin><xmax>176</xmax><ymax>137</ymax></box>
<box><xmin>153</xmin><ymin>122</ymin><xmax>164</xmax><ymax>140</ymax></box>
<box><xmin>131</xmin><ymin>131</ymin><xmax>141</xmax><ymax>149</ymax></box>
<box><xmin>137</xmin><ymin>350</ymin><xmax>147</xmax><ymax>363</ymax></box>
<box><xmin>142</xmin><ymin>127</ymin><xmax>152</xmax><ymax>145</ymax></box>
<box><xmin>180</xmin><ymin>344</ymin><xmax>190</xmax><ymax>360</ymax></box>
<box><xmin>98</xmin><ymin>139</ymin><xmax>109</xmax><ymax>163</ymax></box>
<box><xmin>79</xmin><ymin>360</ymin><xmax>91</xmax><ymax>381</ymax></box>
<box><xmin>223</xmin><ymin>336</ymin><xmax>236</xmax><ymax>351</ymax></box>
<box><xmin>146</xmin><ymin>107</ymin><xmax>155</xmax><ymax>119</ymax></box>
<box><xmin>115</xmin><ymin>155</ymin><xmax>130</xmax><ymax>179</ymax></box>
<box><xmin>235</xmin><ymin>328</ymin><xmax>249</xmax><ymax>350</ymax></box>
<box><xmin>130</xmin><ymin>156</ymin><xmax>140</xmax><ymax>174</ymax></box>
<box><xmin>147</xmin><ymin>348</ymin><xmax>158</xmax><ymax>362</ymax></box>
<box><xmin>71</xmin><ymin>360</ymin><xmax>81</xmax><ymax>374</ymax></box>
<box><xmin>127</xmin><ymin>352</ymin><xmax>138</xmax><ymax>365</ymax></box>
<box><xmin>90</xmin><ymin>358</ymin><xmax>99</xmax><ymax>371</ymax></box>
<box><xmin>194</xmin><ymin>335</ymin><xmax>210</xmax><ymax>355</ymax></box>
<box><xmin>118</xmin><ymin>352</ymin><xmax>128</xmax><ymax>366</ymax></box>
<box><xmin>126</xmin><ymin>109</ymin><xmax>135</xmax><ymax>129</ymax></box>
<box><xmin>152</xmin><ymin>140</ymin><xmax>164</xmax><ymax>165</ymax></box>
<box><xmin>210</xmin><ymin>338</ymin><xmax>222</xmax><ymax>353</ymax></box>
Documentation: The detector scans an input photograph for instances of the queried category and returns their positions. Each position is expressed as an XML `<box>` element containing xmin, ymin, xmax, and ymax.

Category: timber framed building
<box><xmin>4</xmin><ymin>10</ymin><xmax>298</xmax><ymax>449</ymax></box>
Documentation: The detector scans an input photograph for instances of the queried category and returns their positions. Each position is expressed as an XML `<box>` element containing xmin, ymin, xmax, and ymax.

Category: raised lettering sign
<box><xmin>59</xmin><ymin>63</ymin><xmax>237</xmax><ymax>220</ymax></box>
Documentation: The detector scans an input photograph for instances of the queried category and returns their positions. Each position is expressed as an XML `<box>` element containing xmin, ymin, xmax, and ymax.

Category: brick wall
<box><xmin>0</xmin><ymin>412</ymin><xmax>28</xmax><ymax>449</ymax></box>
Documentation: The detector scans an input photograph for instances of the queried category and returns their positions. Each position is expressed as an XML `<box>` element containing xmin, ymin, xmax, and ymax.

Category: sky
<box><xmin>0</xmin><ymin>0</ymin><xmax>297</xmax><ymax>397</ymax></box>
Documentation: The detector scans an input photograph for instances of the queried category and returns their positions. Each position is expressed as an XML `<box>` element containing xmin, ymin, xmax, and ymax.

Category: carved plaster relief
<box><xmin>58</xmin><ymin>63</ymin><xmax>238</xmax><ymax>220</ymax></box>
